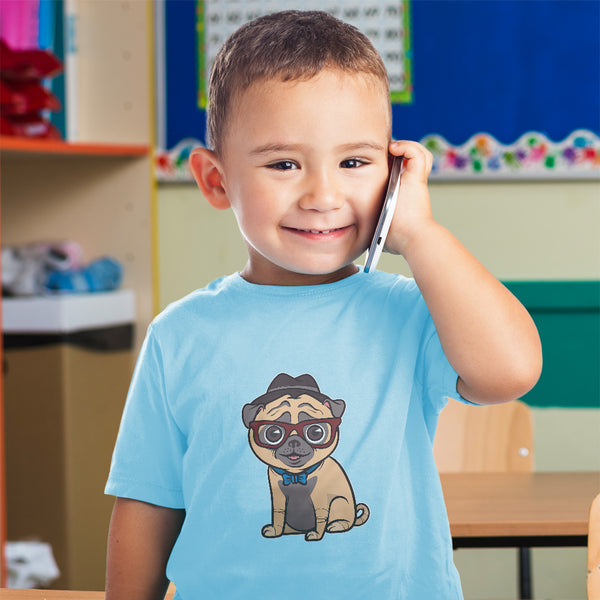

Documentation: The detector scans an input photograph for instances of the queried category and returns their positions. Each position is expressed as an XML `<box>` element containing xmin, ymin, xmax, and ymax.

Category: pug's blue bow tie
<box><xmin>273</xmin><ymin>462</ymin><xmax>320</xmax><ymax>485</ymax></box>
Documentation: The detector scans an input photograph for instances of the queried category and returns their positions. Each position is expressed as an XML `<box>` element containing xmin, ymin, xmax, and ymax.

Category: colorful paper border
<box><xmin>156</xmin><ymin>129</ymin><xmax>600</xmax><ymax>182</ymax></box>
<box><xmin>424</xmin><ymin>129</ymin><xmax>600</xmax><ymax>180</ymax></box>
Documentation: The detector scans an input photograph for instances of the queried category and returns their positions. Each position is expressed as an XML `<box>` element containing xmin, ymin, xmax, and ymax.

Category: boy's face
<box><xmin>217</xmin><ymin>69</ymin><xmax>391</xmax><ymax>286</ymax></box>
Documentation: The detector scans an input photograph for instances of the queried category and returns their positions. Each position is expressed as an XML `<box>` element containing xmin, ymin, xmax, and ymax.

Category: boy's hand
<box><xmin>383</xmin><ymin>140</ymin><xmax>435</xmax><ymax>257</ymax></box>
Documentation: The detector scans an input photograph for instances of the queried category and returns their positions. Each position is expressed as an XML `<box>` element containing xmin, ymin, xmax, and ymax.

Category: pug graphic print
<box><xmin>242</xmin><ymin>373</ymin><xmax>370</xmax><ymax>541</ymax></box>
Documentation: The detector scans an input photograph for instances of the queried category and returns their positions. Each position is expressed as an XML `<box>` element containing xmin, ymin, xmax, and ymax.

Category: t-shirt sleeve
<box><xmin>105</xmin><ymin>324</ymin><xmax>186</xmax><ymax>508</ymax></box>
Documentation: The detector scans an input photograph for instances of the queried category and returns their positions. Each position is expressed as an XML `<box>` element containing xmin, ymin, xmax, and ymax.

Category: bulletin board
<box><xmin>156</xmin><ymin>0</ymin><xmax>600</xmax><ymax>180</ymax></box>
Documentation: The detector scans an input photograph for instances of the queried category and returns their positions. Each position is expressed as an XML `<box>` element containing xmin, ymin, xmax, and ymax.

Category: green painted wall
<box><xmin>506</xmin><ymin>281</ymin><xmax>600</xmax><ymax>408</ymax></box>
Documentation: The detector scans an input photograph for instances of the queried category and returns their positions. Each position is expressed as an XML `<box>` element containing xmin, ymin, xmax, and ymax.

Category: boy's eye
<box><xmin>268</xmin><ymin>160</ymin><xmax>297</xmax><ymax>171</ymax></box>
<box><xmin>340</xmin><ymin>158</ymin><xmax>366</xmax><ymax>169</ymax></box>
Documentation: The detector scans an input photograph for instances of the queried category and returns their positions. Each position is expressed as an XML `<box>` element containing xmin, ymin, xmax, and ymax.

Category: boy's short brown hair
<box><xmin>207</xmin><ymin>10</ymin><xmax>390</xmax><ymax>156</ymax></box>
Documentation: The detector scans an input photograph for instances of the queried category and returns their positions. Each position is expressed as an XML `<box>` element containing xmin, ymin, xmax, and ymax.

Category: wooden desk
<box><xmin>441</xmin><ymin>471</ymin><xmax>600</xmax><ymax>548</ymax></box>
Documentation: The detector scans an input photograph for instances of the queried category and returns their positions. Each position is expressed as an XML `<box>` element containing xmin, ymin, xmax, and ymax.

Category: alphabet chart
<box><xmin>197</xmin><ymin>1</ymin><xmax>412</xmax><ymax>107</ymax></box>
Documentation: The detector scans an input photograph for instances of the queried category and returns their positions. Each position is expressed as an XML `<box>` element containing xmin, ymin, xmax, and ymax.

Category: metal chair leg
<box><xmin>519</xmin><ymin>546</ymin><xmax>532</xmax><ymax>599</ymax></box>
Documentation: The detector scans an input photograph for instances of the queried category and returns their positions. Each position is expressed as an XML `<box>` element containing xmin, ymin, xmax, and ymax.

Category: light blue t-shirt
<box><xmin>106</xmin><ymin>269</ymin><xmax>465</xmax><ymax>599</ymax></box>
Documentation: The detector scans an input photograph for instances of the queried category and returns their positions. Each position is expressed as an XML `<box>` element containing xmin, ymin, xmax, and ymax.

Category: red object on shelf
<box><xmin>1</xmin><ymin>114</ymin><xmax>62</xmax><ymax>139</ymax></box>
<box><xmin>0</xmin><ymin>40</ymin><xmax>63</xmax><ymax>139</ymax></box>
<box><xmin>1</xmin><ymin>79</ymin><xmax>61</xmax><ymax>115</ymax></box>
<box><xmin>0</xmin><ymin>79</ymin><xmax>26</xmax><ymax>113</ymax></box>
<box><xmin>0</xmin><ymin>40</ymin><xmax>62</xmax><ymax>81</ymax></box>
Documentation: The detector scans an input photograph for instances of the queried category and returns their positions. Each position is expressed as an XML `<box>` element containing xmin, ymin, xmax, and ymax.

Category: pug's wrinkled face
<box><xmin>245</xmin><ymin>394</ymin><xmax>344</xmax><ymax>472</ymax></box>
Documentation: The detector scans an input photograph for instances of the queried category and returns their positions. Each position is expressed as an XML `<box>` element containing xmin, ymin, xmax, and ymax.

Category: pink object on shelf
<box><xmin>0</xmin><ymin>0</ymin><xmax>40</xmax><ymax>50</ymax></box>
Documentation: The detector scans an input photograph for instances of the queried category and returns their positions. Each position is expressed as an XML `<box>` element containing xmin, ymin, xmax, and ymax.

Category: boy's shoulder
<box><xmin>151</xmin><ymin>273</ymin><xmax>237</xmax><ymax>328</ymax></box>
<box><xmin>365</xmin><ymin>269</ymin><xmax>418</xmax><ymax>293</ymax></box>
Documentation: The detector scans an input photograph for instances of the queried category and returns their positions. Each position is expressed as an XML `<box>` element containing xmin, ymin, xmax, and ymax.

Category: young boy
<box><xmin>105</xmin><ymin>10</ymin><xmax>541</xmax><ymax>600</ymax></box>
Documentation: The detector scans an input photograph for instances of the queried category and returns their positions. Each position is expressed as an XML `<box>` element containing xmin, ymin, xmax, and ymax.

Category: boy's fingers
<box><xmin>389</xmin><ymin>140</ymin><xmax>433</xmax><ymax>179</ymax></box>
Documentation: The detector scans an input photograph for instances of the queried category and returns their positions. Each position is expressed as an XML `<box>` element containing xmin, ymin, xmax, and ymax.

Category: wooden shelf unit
<box><xmin>0</xmin><ymin>0</ymin><xmax>155</xmax><ymax>589</ymax></box>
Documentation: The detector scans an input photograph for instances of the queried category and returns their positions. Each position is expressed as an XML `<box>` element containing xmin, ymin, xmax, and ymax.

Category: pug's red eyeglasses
<box><xmin>249</xmin><ymin>418</ymin><xmax>341</xmax><ymax>449</ymax></box>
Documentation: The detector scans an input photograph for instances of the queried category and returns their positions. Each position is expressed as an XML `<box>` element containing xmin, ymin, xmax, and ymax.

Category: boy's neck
<box><xmin>240</xmin><ymin>262</ymin><xmax>359</xmax><ymax>286</ymax></box>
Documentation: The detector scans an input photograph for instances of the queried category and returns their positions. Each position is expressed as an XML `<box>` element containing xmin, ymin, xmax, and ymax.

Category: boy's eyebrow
<box><xmin>249</xmin><ymin>143</ymin><xmax>303</xmax><ymax>156</ymax></box>
<box><xmin>249</xmin><ymin>141</ymin><xmax>387</xmax><ymax>156</ymax></box>
<box><xmin>336</xmin><ymin>141</ymin><xmax>387</xmax><ymax>153</ymax></box>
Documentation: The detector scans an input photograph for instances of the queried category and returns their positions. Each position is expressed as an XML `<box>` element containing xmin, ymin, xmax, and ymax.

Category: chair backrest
<box><xmin>589</xmin><ymin>493</ymin><xmax>600</xmax><ymax>600</ymax></box>
<box><xmin>433</xmin><ymin>398</ymin><xmax>534</xmax><ymax>473</ymax></box>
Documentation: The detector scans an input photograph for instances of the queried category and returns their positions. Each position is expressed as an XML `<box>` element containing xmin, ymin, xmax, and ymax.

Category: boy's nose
<box><xmin>298</xmin><ymin>169</ymin><xmax>343</xmax><ymax>212</ymax></box>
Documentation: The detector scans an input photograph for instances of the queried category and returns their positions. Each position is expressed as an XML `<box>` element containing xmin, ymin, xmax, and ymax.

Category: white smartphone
<box><xmin>364</xmin><ymin>156</ymin><xmax>404</xmax><ymax>273</ymax></box>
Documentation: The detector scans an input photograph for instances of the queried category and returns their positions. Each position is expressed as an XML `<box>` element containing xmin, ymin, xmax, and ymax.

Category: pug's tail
<box><xmin>355</xmin><ymin>503</ymin><xmax>370</xmax><ymax>526</ymax></box>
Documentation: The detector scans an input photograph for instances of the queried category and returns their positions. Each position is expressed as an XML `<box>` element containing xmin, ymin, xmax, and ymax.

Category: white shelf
<box><xmin>3</xmin><ymin>290</ymin><xmax>135</xmax><ymax>333</ymax></box>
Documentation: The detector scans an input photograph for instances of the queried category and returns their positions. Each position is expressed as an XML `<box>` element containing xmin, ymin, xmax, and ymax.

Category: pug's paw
<box><xmin>327</xmin><ymin>520</ymin><xmax>352</xmax><ymax>533</ymax></box>
<box><xmin>261</xmin><ymin>524</ymin><xmax>281</xmax><ymax>538</ymax></box>
<box><xmin>304</xmin><ymin>530</ymin><xmax>324</xmax><ymax>541</ymax></box>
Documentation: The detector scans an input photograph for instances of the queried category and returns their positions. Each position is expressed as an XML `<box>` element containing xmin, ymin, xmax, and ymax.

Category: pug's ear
<box><xmin>242</xmin><ymin>404</ymin><xmax>264</xmax><ymax>428</ymax></box>
<box><xmin>325</xmin><ymin>399</ymin><xmax>346</xmax><ymax>418</ymax></box>
<box><xmin>189</xmin><ymin>147</ymin><xmax>230</xmax><ymax>210</ymax></box>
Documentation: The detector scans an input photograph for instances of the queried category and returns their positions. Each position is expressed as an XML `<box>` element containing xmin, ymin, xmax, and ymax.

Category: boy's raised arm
<box><xmin>106</xmin><ymin>497</ymin><xmax>185</xmax><ymax>600</ymax></box>
<box><xmin>387</xmin><ymin>141</ymin><xmax>543</xmax><ymax>405</ymax></box>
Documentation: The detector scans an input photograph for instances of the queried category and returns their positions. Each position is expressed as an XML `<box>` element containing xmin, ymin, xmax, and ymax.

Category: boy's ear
<box><xmin>189</xmin><ymin>148</ymin><xmax>230</xmax><ymax>210</ymax></box>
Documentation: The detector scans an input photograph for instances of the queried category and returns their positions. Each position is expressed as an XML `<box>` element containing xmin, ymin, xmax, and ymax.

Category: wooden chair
<box><xmin>589</xmin><ymin>493</ymin><xmax>600</xmax><ymax>600</ymax></box>
<box><xmin>434</xmin><ymin>398</ymin><xmax>534</xmax><ymax>599</ymax></box>
<box><xmin>434</xmin><ymin>398</ymin><xmax>533</xmax><ymax>473</ymax></box>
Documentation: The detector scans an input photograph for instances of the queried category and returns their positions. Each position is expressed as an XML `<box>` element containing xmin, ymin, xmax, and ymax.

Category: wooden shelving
<box><xmin>0</xmin><ymin>0</ymin><xmax>155</xmax><ymax>589</ymax></box>
<box><xmin>0</xmin><ymin>136</ymin><xmax>150</xmax><ymax>157</ymax></box>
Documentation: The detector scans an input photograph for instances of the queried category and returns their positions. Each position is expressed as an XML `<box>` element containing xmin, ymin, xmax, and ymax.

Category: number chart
<box><xmin>197</xmin><ymin>1</ymin><xmax>412</xmax><ymax>108</ymax></box>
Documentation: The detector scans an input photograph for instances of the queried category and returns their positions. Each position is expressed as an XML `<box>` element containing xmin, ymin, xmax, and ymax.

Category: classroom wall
<box><xmin>156</xmin><ymin>178</ymin><xmax>599</xmax><ymax>599</ymax></box>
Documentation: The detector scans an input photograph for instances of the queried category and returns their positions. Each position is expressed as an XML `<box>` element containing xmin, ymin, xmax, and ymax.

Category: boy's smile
<box><xmin>198</xmin><ymin>69</ymin><xmax>391</xmax><ymax>286</ymax></box>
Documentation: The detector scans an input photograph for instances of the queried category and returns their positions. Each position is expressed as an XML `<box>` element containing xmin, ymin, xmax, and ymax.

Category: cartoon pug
<box><xmin>242</xmin><ymin>373</ymin><xmax>370</xmax><ymax>541</ymax></box>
